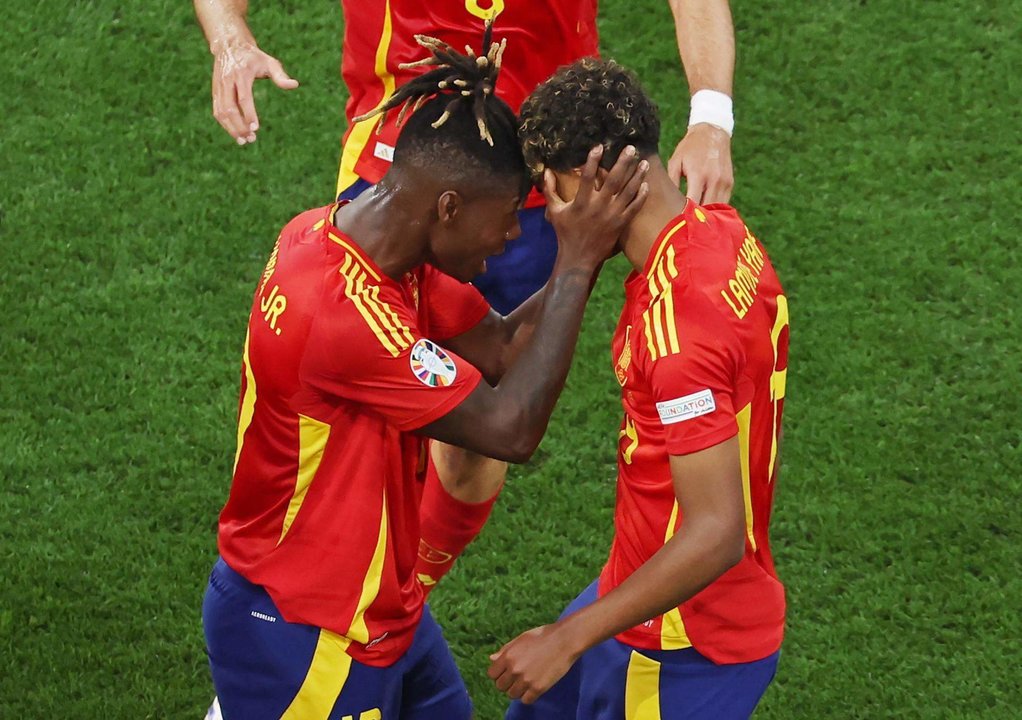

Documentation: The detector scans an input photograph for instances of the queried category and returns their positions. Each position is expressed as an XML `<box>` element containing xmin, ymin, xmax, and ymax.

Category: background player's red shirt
<box><xmin>218</xmin><ymin>204</ymin><xmax>488</xmax><ymax>666</ymax></box>
<box><xmin>336</xmin><ymin>0</ymin><xmax>599</xmax><ymax>198</ymax></box>
<box><xmin>599</xmin><ymin>200</ymin><xmax>790</xmax><ymax>664</ymax></box>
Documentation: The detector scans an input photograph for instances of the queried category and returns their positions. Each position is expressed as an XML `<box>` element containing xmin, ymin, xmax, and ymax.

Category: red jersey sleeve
<box><xmin>422</xmin><ymin>265</ymin><xmax>490</xmax><ymax>341</ymax></box>
<box><xmin>300</xmin><ymin>286</ymin><xmax>482</xmax><ymax>432</ymax></box>
<box><xmin>646</xmin><ymin>288</ymin><xmax>745</xmax><ymax>456</ymax></box>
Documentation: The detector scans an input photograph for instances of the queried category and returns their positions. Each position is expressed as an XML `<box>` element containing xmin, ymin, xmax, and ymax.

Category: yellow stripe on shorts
<box><xmin>625</xmin><ymin>650</ymin><xmax>662</xmax><ymax>720</ymax></box>
<box><xmin>280</xmin><ymin>631</ymin><xmax>353</xmax><ymax>720</ymax></box>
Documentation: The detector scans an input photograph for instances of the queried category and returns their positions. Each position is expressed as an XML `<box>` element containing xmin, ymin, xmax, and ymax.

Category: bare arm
<box><xmin>488</xmin><ymin>437</ymin><xmax>746</xmax><ymax>703</ymax></box>
<box><xmin>194</xmin><ymin>0</ymin><xmax>299</xmax><ymax>144</ymax></box>
<box><xmin>419</xmin><ymin>148</ymin><xmax>648</xmax><ymax>463</ymax></box>
<box><xmin>443</xmin><ymin>287</ymin><xmax>544</xmax><ymax>386</ymax></box>
<box><xmin>666</xmin><ymin>0</ymin><xmax>736</xmax><ymax>203</ymax></box>
<box><xmin>671</xmin><ymin>0</ymin><xmax>734</xmax><ymax>97</ymax></box>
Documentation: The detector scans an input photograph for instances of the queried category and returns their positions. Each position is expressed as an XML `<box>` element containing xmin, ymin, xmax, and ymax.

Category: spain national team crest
<box><xmin>410</xmin><ymin>339</ymin><xmax>457</xmax><ymax>387</ymax></box>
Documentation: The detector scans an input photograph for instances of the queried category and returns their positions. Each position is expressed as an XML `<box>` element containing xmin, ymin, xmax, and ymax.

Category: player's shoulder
<box><xmin>280</xmin><ymin>204</ymin><xmax>335</xmax><ymax>240</ymax></box>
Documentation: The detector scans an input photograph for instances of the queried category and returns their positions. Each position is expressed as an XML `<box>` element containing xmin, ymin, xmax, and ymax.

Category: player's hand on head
<box><xmin>668</xmin><ymin>124</ymin><xmax>734</xmax><ymax>205</ymax></box>
<box><xmin>212</xmin><ymin>43</ymin><xmax>299</xmax><ymax>145</ymax></box>
<box><xmin>487</xmin><ymin>624</ymin><xmax>578</xmax><ymax>704</ymax></box>
<box><xmin>544</xmin><ymin>145</ymin><xmax>649</xmax><ymax>271</ymax></box>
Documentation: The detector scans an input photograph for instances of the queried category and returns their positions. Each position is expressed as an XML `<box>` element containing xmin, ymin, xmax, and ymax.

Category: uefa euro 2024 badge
<box><xmin>410</xmin><ymin>339</ymin><xmax>458</xmax><ymax>387</ymax></box>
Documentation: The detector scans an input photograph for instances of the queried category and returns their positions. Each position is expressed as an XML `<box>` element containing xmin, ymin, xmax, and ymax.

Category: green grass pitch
<box><xmin>2</xmin><ymin>0</ymin><xmax>1020</xmax><ymax>717</ymax></box>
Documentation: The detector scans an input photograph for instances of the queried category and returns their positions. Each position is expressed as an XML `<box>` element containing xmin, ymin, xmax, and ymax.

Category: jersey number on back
<box><xmin>464</xmin><ymin>0</ymin><xmax>504</xmax><ymax>21</ymax></box>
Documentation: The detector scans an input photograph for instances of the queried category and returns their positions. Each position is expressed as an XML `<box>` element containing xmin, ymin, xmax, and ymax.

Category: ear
<box><xmin>436</xmin><ymin>190</ymin><xmax>462</xmax><ymax>224</ymax></box>
<box><xmin>553</xmin><ymin>171</ymin><xmax>582</xmax><ymax>203</ymax></box>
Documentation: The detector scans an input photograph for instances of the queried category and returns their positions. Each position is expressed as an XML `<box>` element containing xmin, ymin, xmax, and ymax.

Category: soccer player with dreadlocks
<box><xmin>195</xmin><ymin>0</ymin><xmax>737</xmax><ymax>631</ymax></box>
<box><xmin>201</xmin><ymin>34</ymin><xmax>648</xmax><ymax>719</ymax></box>
<box><xmin>488</xmin><ymin>58</ymin><xmax>789</xmax><ymax>719</ymax></box>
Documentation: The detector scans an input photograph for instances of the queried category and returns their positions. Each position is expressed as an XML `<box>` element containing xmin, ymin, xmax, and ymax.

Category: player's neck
<box><xmin>332</xmin><ymin>178</ymin><xmax>431</xmax><ymax>280</ymax></box>
<box><xmin>619</xmin><ymin>159</ymin><xmax>689</xmax><ymax>273</ymax></box>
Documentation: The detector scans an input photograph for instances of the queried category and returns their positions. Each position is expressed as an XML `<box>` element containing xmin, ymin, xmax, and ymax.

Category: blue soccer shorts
<box><xmin>506</xmin><ymin>581</ymin><xmax>780</xmax><ymax>720</ymax></box>
<box><xmin>203</xmin><ymin>557</ymin><xmax>472</xmax><ymax>720</ymax></box>
<box><xmin>339</xmin><ymin>178</ymin><xmax>557</xmax><ymax>316</ymax></box>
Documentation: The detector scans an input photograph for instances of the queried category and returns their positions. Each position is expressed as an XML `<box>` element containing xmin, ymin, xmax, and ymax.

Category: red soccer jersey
<box><xmin>599</xmin><ymin>200</ymin><xmax>790</xmax><ymax>664</ymax></box>
<box><xmin>336</xmin><ymin>0</ymin><xmax>599</xmax><ymax>200</ymax></box>
<box><xmin>218</xmin><ymin>204</ymin><xmax>488</xmax><ymax>666</ymax></box>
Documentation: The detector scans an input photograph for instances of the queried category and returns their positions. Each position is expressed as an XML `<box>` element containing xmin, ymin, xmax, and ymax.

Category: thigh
<box><xmin>399</xmin><ymin>605</ymin><xmax>472</xmax><ymax>720</ymax></box>
<box><xmin>644</xmin><ymin>648</ymin><xmax>780</xmax><ymax>720</ymax></box>
<box><xmin>203</xmin><ymin>558</ymin><xmax>404</xmax><ymax>720</ymax></box>
<box><xmin>471</xmin><ymin>205</ymin><xmax>557</xmax><ymax>315</ymax></box>
<box><xmin>203</xmin><ymin>558</ymin><xmax>323</xmax><ymax>719</ymax></box>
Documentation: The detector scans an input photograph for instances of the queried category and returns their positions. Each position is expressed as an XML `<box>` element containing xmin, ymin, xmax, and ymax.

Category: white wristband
<box><xmin>688</xmin><ymin>89</ymin><xmax>734</xmax><ymax>137</ymax></box>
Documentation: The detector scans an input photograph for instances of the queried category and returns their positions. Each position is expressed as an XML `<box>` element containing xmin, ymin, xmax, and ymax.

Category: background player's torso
<box><xmin>338</xmin><ymin>0</ymin><xmax>598</xmax><ymax>190</ymax></box>
<box><xmin>601</xmin><ymin>201</ymin><xmax>789</xmax><ymax>664</ymax></box>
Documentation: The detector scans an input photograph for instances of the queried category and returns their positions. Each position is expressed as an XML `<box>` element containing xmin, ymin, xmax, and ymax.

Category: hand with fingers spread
<box><xmin>211</xmin><ymin>41</ymin><xmax>299</xmax><ymax>145</ymax></box>
<box><xmin>487</xmin><ymin>624</ymin><xmax>578</xmax><ymax>705</ymax></box>
<box><xmin>667</xmin><ymin>122</ymin><xmax>734</xmax><ymax>205</ymax></box>
<box><xmin>544</xmin><ymin>145</ymin><xmax>650</xmax><ymax>273</ymax></box>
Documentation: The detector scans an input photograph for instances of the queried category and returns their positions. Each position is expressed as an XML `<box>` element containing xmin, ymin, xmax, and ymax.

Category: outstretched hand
<box><xmin>667</xmin><ymin>124</ymin><xmax>733</xmax><ymax>204</ymax></box>
<box><xmin>212</xmin><ymin>42</ymin><xmax>299</xmax><ymax>145</ymax></box>
<box><xmin>543</xmin><ymin>145</ymin><xmax>649</xmax><ymax>272</ymax></box>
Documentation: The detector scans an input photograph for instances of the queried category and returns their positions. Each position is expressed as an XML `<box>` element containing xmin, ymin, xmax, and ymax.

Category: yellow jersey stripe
<box><xmin>769</xmin><ymin>295</ymin><xmax>790</xmax><ymax>480</ymax></box>
<box><xmin>328</xmin><ymin>232</ymin><xmax>382</xmax><ymax>282</ymax></box>
<box><xmin>655</xmin><ymin>262</ymin><xmax>671</xmax><ymax>299</ymax></box>
<box><xmin>736</xmin><ymin>403</ymin><xmax>758</xmax><ymax>551</ymax></box>
<box><xmin>662</xmin><ymin>286</ymin><xmax>681</xmax><ymax>355</ymax></box>
<box><xmin>278</xmin><ymin>415</ymin><xmax>331</xmax><ymax>545</ymax></box>
<box><xmin>233</xmin><ymin>330</ymin><xmax>257</xmax><ymax>474</ymax></box>
<box><xmin>661</xmin><ymin>608</ymin><xmax>691</xmax><ymax>650</ymax></box>
<box><xmin>336</xmin><ymin>0</ymin><xmax>395</xmax><ymax>194</ymax></box>
<box><xmin>642</xmin><ymin>312</ymin><xmax>658</xmax><ymax>358</ymax></box>
<box><xmin>660</xmin><ymin>501</ymin><xmax>692</xmax><ymax>649</ymax></box>
<box><xmin>350</xmin><ymin>268</ymin><xmax>411</xmax><ymax>352</ymax></box>
<box><xmin>666</xmin><ymin>245</ymin><xmax>679</xmax><ymax>280</ymax></box>
<box><xmin>348</xmin><ymin>490</ymin><xmax>389</xmax><ymax>644</ymax></box>
<box><xmin>339</xmin><ymin>261</ymin><xmax>402</xmax><ymax>357</ymax></box>
<box><xmin>624</xmin><ymin>651</ymin><xmax>662</xmax><ymax>720</ymax></box>
<box><xmin>647</xmin><ymin>227</ymin><xmax>684</xmax><ymax>298</ymax></box>
<box><xmin>368</xmin><ymin>283</ymin><xmax>415</xmax><ymax>347</ymax></box>
<box><xmin>645</xmin><ymin>220</ymin><xmax>686</xmax><ymax>280</ymax></box>
<box><xmin>647</xmin><ymin>270</ymin><xmax>662</xmax><ymax>299</ymax></box>
<box><xmin>651</xmin><ymin>301</ymin><xmax>668</xmax><ymax>358</ymax></box>
<box><xmin>279</xmin><ymin>630</ymin><xmax>353</xmax><ymax>719</ymax></box>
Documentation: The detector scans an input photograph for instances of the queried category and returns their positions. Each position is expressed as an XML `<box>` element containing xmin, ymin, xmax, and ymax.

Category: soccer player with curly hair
<box><xmin>488</xmin><ymin>58</ymin><xmax>789</xmax><ymax>719</ymax></box>
<box><xmin>195</xmin><ymin>0</ymin><xmax>737</xmax><ymax>641</ymax></box>
<box><xmin>202</xmin><ymin>39</ymin><xmax>649</xmax><ymax>719</ymax></box>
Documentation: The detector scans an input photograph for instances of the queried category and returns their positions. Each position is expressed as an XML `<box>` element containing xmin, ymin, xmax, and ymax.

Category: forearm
<box><xmin>557</xmin><ymin>518</ymin><xmax>742</xmax><ymax>657</ymax></box>
<box><xmin>194</xmin><ymin>0</ymin><xmax>254</xmax><ymax>53</ymax></box>
<box><xmin>669</xmin><ymin>0</ymin><xmax>735</xmax><ymax>94</ymax></box>
<box><xmin>493</xmin><ymin>284</ymin><xmax>546</xmax><ymax>376</ymax></box>
<box><xmin>421</xmin><ymin>261</ymin><xmax>595</xmax><ymax>461</ymax></box>
<box><xmin>490</xmin><ymin>262</ymin><xmax>593</xmax><ymax>457</ymax></box>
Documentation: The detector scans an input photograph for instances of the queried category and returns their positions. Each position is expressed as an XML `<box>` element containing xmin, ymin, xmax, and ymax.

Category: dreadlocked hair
<box><xmin>519</xmin><ymin>58</ymin><xmax>661</xmax><ymax>183</ymax></box>
<box><xmin>355</xmin><ymin>20</ymin><xmax>528</xmax><ymax>199</ymax></box>
<box><xmin>355</xmin><ymin>19</ymin><xmax>507</xmax><ymax>145</ymax></box>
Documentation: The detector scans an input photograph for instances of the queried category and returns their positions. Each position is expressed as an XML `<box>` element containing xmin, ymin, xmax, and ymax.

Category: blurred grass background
<box><xmin>1</xmin><ymin>0</ymin><xmax>1020</xmax><ymax>716</ymax></box>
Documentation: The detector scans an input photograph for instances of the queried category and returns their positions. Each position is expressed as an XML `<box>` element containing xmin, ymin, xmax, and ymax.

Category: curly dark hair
<box><xmin>519</xmin><ymin>57</ymin><xmax>660</xmax><ymax>181</ymax></box>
